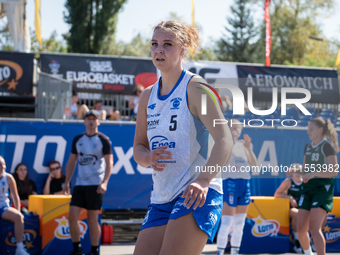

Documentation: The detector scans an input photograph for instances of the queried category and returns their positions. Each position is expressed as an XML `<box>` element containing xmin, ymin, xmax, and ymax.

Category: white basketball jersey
<box><xmin>223</xmin><ymin>140</ymin><xmax>251</xmax><ymax>179</ymax></box>
<box><xmin>0</xmin><ymin>173</ymin><xmax>10</xmax><ymax>208</ymax></box>
<box><xmin>147</xmin><ymin>70</ymin><xmax>222</xmax><ymax>204</ymax></box>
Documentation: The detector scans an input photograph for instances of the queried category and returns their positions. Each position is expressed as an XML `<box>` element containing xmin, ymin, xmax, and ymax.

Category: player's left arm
<box><xmin>97</xmin><ymin>136</ymin><xmax>113</xmax><ymax>194</ymax></box>
<box><xmin>7</xmin><ymin>174</ymin><xmax>21</xmax><ymax>212</ymax></box>
<box><xmin>182</xmin><ymin>76</ymin><xmax>233</xmax><ymax>210</ymax></box>
<box><xmin>97</xmin><ymin>153</ymin><xmax>113</xmax><ymax>194</ymax></box>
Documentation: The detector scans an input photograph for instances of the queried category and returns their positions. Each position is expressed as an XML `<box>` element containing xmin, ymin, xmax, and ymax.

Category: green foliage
<box><xmin>0</xmin><ymin>21</ymin><xmax>13</xmax><ymax>51</ymax></box>
<box><xmin>31</xmin><ymin>30</ymin><xmax>67</xmax><ymax>53</ymax></box>
<box><xmin>215</xmin><ymin>0</ymin><xmax>258</xmax><ymax>62</ymax></box>
<box><xmin>64</xmin><ymin>0</ymin><xmax>127</xmax><ymax>54</ymax></box>
<box><xmin>251</xmin><ymin>0</ymin><xmax>336</xmax><ymax>67</ymax></box>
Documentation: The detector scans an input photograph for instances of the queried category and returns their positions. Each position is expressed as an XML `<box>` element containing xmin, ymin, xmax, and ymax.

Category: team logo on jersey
<box><xmin>150</xmin><ymin>135</ymin><xmax>176</xmax><ymax>150</ymax></box>
<box><xmin>1</xmin><ymin>181</ymin><xmax>5</xmax><ymax>186</ymax></box>
<box><xmin>170</xmin><ymin>97</ymin><xmax>182</xmax><ymax>110</ymax></box>
<box><xmin>323</xmin><ymin>225</ymin><xmax>340</xmax><ymax>243</ymax></box>
<box><xmin>148</xmin><ymin>103</ymin><xmax>156</xmax><ymax>110</ymax></box>
<box><xmin>251</xmin><ymin>216</ymin><xmax>280</xmax><ymax>237</ymax></box>
<box><xmin>147</xmin><ymin>113</ymin><xmax>161</xmax><ymax>119</ymax></box>
<box><xmin>54</xmin><ymin>216</ymin><xmax>87</xmax><ymax>240</ymax></box>
<box><xmin>147</xmin><ymin>119</ymin><xmax>160</xmax><ymax>130</ymax></box>
<box><xmin>208</xmin><ymin>211</ymin><xmax>218</xmax><ymax>227</ymax></box>
<box><xmin>79</xmin><ymin>152</ymin><xmax>98</xmax><ymax>165</ymax></box>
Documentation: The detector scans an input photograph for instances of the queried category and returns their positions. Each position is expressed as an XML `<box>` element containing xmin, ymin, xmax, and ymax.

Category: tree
<box><xmin>31</xmin><ymin>31</ymin><xmax>67</xmax><ymax>53</ymax></box>
<box><xmin>215</xmin><ymin>0</ymin><xmax>258</xmax><ymax>62</ymax></box>
<box><xmin>251</xmin><ymin>0</ymin><xmax>336</xmax><ymax>66</ymax></box>
<box><xmin>64</xmin><ymin>0</ymin><xmax>127</xmax><ymax>54</ymax></box>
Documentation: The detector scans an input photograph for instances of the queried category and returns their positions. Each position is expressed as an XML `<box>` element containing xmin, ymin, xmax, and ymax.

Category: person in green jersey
<box><xmin>275</xmin><ymin>163</ymin><xmax>303</xmax><ymax>253</ymax></box>
<box><xmin>295</xmin><ymin>117</ymin><xmax>339</xmax><ymax>255</ymax></box>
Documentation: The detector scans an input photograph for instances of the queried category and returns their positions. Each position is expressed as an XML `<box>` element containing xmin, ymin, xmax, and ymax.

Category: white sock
<box><xmin>293</xmin><ymin>232</ymin><xmax>298</xmax><ymax>240</ymax></box>
<box><xmin>17</xmin><ymin>242</ymin><xmax>24</xmax><ymax>249</ymax></box>
<box><xmin>216</xmin><ymin>248</ymin><xmax>225</xmax><ymax>255</ymax></box>
<box><xmin>231</xmin><ymin>247</ymin><xmax>240</xmax><ymax>255</ymax></box>
<box><xmin>303</xmin><ymin>246</ymin><xmax>313</xmax><ymax>255</ymax></box>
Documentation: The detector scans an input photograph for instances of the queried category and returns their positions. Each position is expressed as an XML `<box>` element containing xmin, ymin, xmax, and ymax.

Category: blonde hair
<box><xmin>153</xmin><ymin>20</ymin><xmax>200</xmax><ymax>56</ymax></box>
<box><xmin>310</xmin><ymin>117</ymin><xmax>339</xmax><ymax>152</ymax></box>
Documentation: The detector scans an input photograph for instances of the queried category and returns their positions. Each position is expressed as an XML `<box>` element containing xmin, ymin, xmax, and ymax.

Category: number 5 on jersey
<box><xmin>169</xmin><ymin>115</ymin><xmax>177</xmax><ymax>131</ymax></box>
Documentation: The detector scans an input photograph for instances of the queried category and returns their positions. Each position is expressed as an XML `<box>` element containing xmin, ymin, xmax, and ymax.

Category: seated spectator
<box><xmin>43</xmin><ymin>160</ymin><xmax>66</xmax><ymax>195</ymax></box>
<box><xmin>70</xmin><ymin>91</ymin><xmax>79</xmax><ymax>120</ymax></box>
<box><xmin>77</xmin><ymin>99</ymin><xmax>107</xmax><ymax>120</ymax></box>
<box><xmin>107</xmin><ymin>109</ymin><xmax>122</xmax><ymax>121</ymax></box>
<box><xmin>129</xmin><ymin>85</ymin><xmax>144</xmax><ymax>120</ymax></box>
<box><xmin>274</xmin><ymin>163</ymin><xmax>303</xmax><ymax>253</ymax></box>
<box><xmin>0</xmin><ymin>156</ymin><xmax>30</xmax><ymax>255</ymax></box>
<box><xmin>13</xmin><ymin>163</ymin><xmax>37</xmax><ymax>214</ymax></box>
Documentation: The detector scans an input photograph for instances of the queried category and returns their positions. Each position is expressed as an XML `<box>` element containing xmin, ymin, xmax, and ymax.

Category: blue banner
<box><xmin>0</xmin><ymin>120</ymin><xmax>339</xmax><ymax>209</ymax></box>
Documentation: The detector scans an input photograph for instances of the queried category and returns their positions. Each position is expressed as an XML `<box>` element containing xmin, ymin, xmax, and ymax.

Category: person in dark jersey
<box><xmin>0</xmin><ymin>156</ymin><xmax>30</xmax><ymax>255</ymax></box>
<box><xmin>293</xmin><ymin>117</ymin><xmax>338</xmax><ymax>255</ymax></box>
<box><xmin>13</xmin><ymin>162</ymin><xmax>37</xmax><ymax>214</ymax></box>
<box><xmin>133</xmin><ymin>20</ymin><xmax>233</xmax><ymax>255</ymax></box>
<box><xmin>275</xmin><ymin>163</ymin><xmax>303</xmax><ymax>253</ymax></box>
<box><xmin>63</xmin><ymin>110</ymin><xmax>113</xmax><ymax>255</ymax></box>
<box><xmin>43</xmin><ymin>160</ymin><xmax>65</xmax><ymax>195</ymax></box>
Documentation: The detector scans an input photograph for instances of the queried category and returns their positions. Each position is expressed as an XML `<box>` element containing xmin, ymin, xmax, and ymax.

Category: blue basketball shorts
<box><xmin>0</xmin><ymin>206</ymin><xmax>9</xmax><ymax>218</ymax></box>
<box><xmin>140</xmin><ymin>188</ymin><xmax>223</xmax><ymax>243</ymax></box>
<box><xmin>222</xmin><ymin>179</ymin><xmax>251</xmax><ymax>207</ymax></box>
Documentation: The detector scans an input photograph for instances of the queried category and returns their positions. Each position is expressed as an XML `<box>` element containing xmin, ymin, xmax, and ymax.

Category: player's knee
<box><xmin>220</xmin><ymin>215</ymin><xmax>233</xmax><ymax>233</ymax></box>
<box><xmin>231</xmin><ymin>214</ymin><xmax>246</xmax><ymax>247</ymax></box>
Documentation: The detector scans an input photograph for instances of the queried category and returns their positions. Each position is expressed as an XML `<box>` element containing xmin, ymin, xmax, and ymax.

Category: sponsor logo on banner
<box><xmin>5</xmin><ymin>229</ymin><xmax>37</xmax><ymax>248</ymax></box>
<box><xmin>251</xmin><ymin>216</ymin><xmax>280</xmax><ymax>237</ymax></box>
<box><xmin>324</xmin><ymin>225</ymin><xmax>340</xmax><ymax>243</ymax></box>
<box><xmin>150</xmin><ymin>135</ymin><xmax>176</xmax><ymax>150</ymax></box>
<box><xmin>0</xmin><ymin>60</ymin><xmax>23</xmax><ymax>91</ymax></box>
<box><xmin>49</xmin><ymin>60</ymin><xmax>63</xmax><ymax>78</ymax></box>
<box><xmin>54</xmin><ymin>216</ymin><xmax>88</xmax><ymax>240</ymax></box>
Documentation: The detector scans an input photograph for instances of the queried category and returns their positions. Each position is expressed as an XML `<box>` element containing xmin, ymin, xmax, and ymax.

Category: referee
<box><xmin>64</xmin><ymin>110</ymin><xmax>113</xmax><ymax>255</ymax></box>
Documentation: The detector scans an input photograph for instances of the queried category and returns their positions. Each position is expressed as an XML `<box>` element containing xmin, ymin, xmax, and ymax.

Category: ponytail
<box><xmin>311</xmin><ymin>117</ymin><xmax>339</xmax><ymax>152</ymax></box>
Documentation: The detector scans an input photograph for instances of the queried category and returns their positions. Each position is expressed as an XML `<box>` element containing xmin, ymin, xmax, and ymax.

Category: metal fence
<box><xmin>35</xmin><ymin>72</ymin><xmax>72</xmax><ymax>120</ymax></box>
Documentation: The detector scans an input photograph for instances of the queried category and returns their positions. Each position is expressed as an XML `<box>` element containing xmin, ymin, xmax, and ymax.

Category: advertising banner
<box><xmin>40</xmin><ymin>53</ymin><xmax>157</xmax><ymax>95</ymax></box>
<box><xmin>0</xmin><ymin>120</ymin><xmax>339</xmax><ymax>209</ymax></box>
<box><xmin>0</xmin><ymin>51</ymin><xmax>34</xmax><ymax>94</ymax></box>
<box><xmin>237</xmin><ymin>65</ymin><xmax>339</xmax><ymax>104</ymax></box>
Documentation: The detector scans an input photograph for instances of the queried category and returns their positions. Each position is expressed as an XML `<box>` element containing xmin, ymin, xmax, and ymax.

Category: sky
<box><xmin>25</xmin><ymin>0</ymin><xmax>340</xmax><ymax>47</ymax></box>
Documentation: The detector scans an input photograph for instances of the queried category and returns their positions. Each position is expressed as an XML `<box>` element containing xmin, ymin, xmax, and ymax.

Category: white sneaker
<box><xmin>15</xmin><ymin>247</ymin><xmax>30</xmax><ymax>255</ymax></box>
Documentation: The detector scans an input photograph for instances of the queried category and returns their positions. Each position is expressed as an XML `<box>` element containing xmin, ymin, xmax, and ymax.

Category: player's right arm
<box><xmin>274</xmin><ymin>178</ymin><xmax>297</xmax><ymax>207</ymax></box>
<box><xmin>133</xmin><ymin>87</ymin><xmax>172</xmax><ymax>171</ymax></box>
<box><xmin>63</xmin><ymin>153</ymin><xmax>78</xmax><ymax>195</ymax></box>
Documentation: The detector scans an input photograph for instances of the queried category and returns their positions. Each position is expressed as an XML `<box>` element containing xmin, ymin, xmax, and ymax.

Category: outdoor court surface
<box><xmin>100</xmin><ymin>244</ymin><xmax>340</xmax><ymax>255</ymax></box>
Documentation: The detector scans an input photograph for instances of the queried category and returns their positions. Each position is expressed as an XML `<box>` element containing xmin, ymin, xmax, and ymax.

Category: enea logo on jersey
<box><xmin>79</xmin><ymin>152</ymin><xmax>98</xmax><ymax>165</ymax></box>
<box><xmin>170</xmin><ymin>97</ymin><xmax>182</xmax><ymax>110</ymax></box>
<box><xmin>5</xmin><ymin>229</ymin><xmax>37</xmax><ymax>248</ymax></box>
<box><xmin>54</xmin><ymin>216</ymin><xmax>88</xmax><ymax>240</ymax></box>
<box><xmin>147</xmin><ymin>113</ymin><xmax>161</xmax><ymax>119</ymax></box>
<box><xmin>150</xmin><ymin>135</ymin><xmax>176</xmax><ymax>150</ymax></box>
<box><xmin>0</xmin><ymin>60</ymin><xmax>23</xmax><ymax>91</ymax></box>
<box><xmin>324</xmin><ymin>225</ymin><xmax>340</xmax><ymax>243</ymax></box>
<box><xmin>148</xmin><ymin>103</ymin><xmax>156</xmax><ymax>110</ymax></box>
<box><xmin>251</xmin><ymin>216</ymin><xmax>280</xmax><ymax>237</ymax></box>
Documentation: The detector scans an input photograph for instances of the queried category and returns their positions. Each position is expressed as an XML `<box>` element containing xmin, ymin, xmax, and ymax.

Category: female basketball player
<box><xmin>296</xmin><ymin>117</ymin><xmax>338</xmax><ymax>255</ymax></box>
<box><xmin>0</xmin><ymin>156</ymin><xmax>29</xmax><ymax>255</ymax></box>
<box><xmin>133</xmin><ymin>20</ymin><xmax>233</xmax><ymax>255</ymax></box>
<box><xmin>216</xmin><ymin>119</ymin><xmax>257</xmax><ymax>255</ymax></box>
